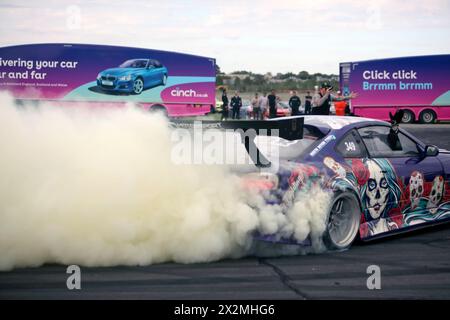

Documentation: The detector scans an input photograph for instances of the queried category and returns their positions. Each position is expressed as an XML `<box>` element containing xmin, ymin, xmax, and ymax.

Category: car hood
<box><xmin>99</xmin><ymin>67</ymin><xmax>139</xmax><ymax>76</ymax></box>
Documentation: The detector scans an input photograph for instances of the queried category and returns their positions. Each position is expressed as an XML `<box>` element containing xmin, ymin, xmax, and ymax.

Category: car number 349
<box><xmin>345</xmin><ymin>141</ymin><xmax>356</xmax><ymax>152</ymax></box>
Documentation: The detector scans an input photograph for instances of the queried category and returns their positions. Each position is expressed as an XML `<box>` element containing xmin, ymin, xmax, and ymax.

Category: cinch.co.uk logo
<box><xmin>170</xmin><ymin>87</ymin><xmax>208</xmax><ymax>98</ymax></box>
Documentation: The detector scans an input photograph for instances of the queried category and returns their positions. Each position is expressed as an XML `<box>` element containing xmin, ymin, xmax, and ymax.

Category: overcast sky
<box><xmin>0</xmin><ymin>0</ymin><xmax>449</xmax><ymax>74</ymax></box>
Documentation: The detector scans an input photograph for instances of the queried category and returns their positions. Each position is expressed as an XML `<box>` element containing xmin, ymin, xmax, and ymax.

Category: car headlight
<box><xmin>119</xmin><ymin>75</ymin><xmax>132</xmax><ymax>81</ymax></box>
<box><xmin>97</xmin><ymin>73</ymin><xmax>102</xmax><ymax>80</ymax></box>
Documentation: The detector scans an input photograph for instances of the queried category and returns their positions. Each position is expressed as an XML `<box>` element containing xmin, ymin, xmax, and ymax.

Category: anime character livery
<box><xmin>217</xmin><ymin>112</ymin><xmax>450</xmax><ymax>250</ymax></box>
<box><xmin>96</xmin><ymin>58</ymin><xmax>168</xmax><ymax>94</ymax></box>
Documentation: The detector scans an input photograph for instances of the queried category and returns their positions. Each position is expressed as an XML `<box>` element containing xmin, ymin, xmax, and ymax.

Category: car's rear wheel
<box><xmin>401</xmin><ymin>109</ymin><xmax>415</xmax><ymax>123</ymax></box>
<box><xmin>133</xmin><ymin>78</ymin><xmax>144</xmax><ymax>94</ymax></box>
<box><xmin>323</xmin><ymin>192</ymin><xmax>361</xmax><ymax>250</ymax></box>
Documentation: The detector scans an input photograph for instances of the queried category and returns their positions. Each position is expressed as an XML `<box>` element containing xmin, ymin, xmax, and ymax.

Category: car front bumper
<box><xmin>96</xmin><ymin>78</ymin><xmax>135</xmax><ymax>93</ymax></box>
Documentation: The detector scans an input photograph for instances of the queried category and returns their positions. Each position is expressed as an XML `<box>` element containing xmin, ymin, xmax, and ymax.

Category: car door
<box><xmin>149</xmin><ymin>60</ymin><xmax>164</xmax><ymax>86</ymax></box>
<box><xmin>144</xmin><ymin>60</ymin><xmax>155</xmax><ymax>88</ymax></box>
<box><xmin>139</xmin><ymin>60</ymin><xmax>155</xmax><ymax>89</ymax></box>
<box><xmin>357</xmin><ymin>125</ymin><xmax>445</xmax><ymax>228</ymax></box>
<box><xmin>133</xmin><ymin>59</ymin><xmax>147</xmax><ymax>85</ymax></box>
<box><xmin>153</xmin><ymin>60</ymin><xmax>165</xmax><ymax>83</ymax></box>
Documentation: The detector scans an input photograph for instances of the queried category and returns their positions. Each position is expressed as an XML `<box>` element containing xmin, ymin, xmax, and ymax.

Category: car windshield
<box><xmin>119</xmin><ymin>59</ymin><xmax>148</xmax><ymax>68</ymax></box>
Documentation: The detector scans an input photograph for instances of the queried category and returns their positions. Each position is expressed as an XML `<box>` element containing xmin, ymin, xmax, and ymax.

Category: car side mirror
<box><xmin>425</xmin><ymin>145</ymin><xmax>439</xmax><ymax>157</ymax></box>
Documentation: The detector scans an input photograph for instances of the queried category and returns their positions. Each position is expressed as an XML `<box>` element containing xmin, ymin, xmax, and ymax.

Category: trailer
<box><xmin>0</xmin><ymin>43</ymin><xmax>216</xmax><ymax>117</ymax></box>
<box><xmin>340</xmin><ymin>55</ymin><xmax>450</xmax><ymax>123</ymax></box>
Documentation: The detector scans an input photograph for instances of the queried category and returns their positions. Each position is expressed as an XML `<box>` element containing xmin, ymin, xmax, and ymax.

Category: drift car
<box><xmin>96</xmin><ymin>59</ymin><xmax>168</xmax><ymax>94</ymax></box>
<box><xmin>196</xmin><ymin>115</ymin><xmax>450</xmax><ymax>250</ymax></box>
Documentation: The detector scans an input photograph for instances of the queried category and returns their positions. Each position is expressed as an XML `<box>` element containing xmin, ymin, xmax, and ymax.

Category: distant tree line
<box><xmin>215</xmin><ymin>65</ymin><xmax>339</xmax><ymax>92</ymax></box>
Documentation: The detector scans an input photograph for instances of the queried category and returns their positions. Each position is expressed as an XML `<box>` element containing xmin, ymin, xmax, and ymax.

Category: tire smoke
<box><xmin>0</xmin><ymin>93</ymin><xmax>331</xmax><ymax>271</ymax></box>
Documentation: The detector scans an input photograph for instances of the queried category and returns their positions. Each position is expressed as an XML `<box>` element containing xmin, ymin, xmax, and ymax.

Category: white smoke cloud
<box><xmin>0</xmin><ymin>93</ymin><xmax>331</xmax><ymax>271</ymax></box>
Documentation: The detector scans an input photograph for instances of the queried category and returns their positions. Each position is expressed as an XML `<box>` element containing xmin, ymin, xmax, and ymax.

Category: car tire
<box><xmin>419</xmin><ymin>109</ymin><xmax>436</xmax><ymax>124</ymax></box>
<box><xmin>401</xmin><ymin>109</ymin><xmax>415</xmax><ymax>123</ymax></box>
<box><xmin>162</xmin><ymin>74</ymin><xmax>167</xmax><ymax>86</ymax></box>
<box><xmin>133</xmin><ymin>78</ymin><xmax>144</xmax><ymax>94</ymax></box>
<box><xmin>323</xmin><ymin>191</ymin><xmax>361</xmax><ymax>250</ymax></box>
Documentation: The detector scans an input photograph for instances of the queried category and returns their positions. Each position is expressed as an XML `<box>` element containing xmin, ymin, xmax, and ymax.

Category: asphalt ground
<box><xmin>1</xmin><ymin>124</ymin><xmax>450</xmax><ymax>300</ymax></box>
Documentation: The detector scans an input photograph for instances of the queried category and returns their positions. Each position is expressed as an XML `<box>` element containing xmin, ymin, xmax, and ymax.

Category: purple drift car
<box><xmin>177</xmin><ymin>115</ymin><xmax>450</xmax><ymax>250</ymax></box>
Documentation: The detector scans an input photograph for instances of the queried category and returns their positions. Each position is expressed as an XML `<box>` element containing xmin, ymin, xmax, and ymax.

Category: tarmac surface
<box><xmin>1</xmin><ymin>124</ymin><xmax>450</xmax><ymax>299</ymax></box>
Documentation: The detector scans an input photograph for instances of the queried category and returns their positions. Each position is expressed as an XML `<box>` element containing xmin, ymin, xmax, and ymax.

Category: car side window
<box><xmin>358</xmin><ymin>126</ymin><xmax>420</xmax><ymax>158</ymax></box>
<box><xmin>335</xmin><ymin>129</ymin><xmax>367</xmax><ymax>158</ymax></box>
<box><xmin>154</xmin><ymin>60</ymin><xmax>162</xmax><ymax>68</ymax></box>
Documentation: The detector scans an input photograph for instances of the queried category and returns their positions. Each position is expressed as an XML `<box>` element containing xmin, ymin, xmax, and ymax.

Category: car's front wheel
<box><xmin>162</xmin><ymin>74</ymin><xmax>167</xmax><ymax>86</ymax></box>
<box><xmin>323</xmin><ymin>191</ymin><xmax>361</xmax><ymax>250</ymax></box>
<box><xmin>133</xmin><ymin>78</ymin><xmax>144</xmax><ymax>94</ymax></box>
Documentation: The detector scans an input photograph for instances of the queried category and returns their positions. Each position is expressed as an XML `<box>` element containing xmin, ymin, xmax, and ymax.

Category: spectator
<box><xmin>221</xmin><ymin>89</ymin><xmax>229</xmax><ymax>121</ymax></box>
<box><xmin>230</xmin><ymin>91</ymin><xmax>242</xmax><ymax>119</ymax></box>
<box><xmin>312</xmin><ymin>82</ymin><xmax>358</xmax><ymax>115</ymax></box>
<box><xmin>251</xmin><ymin>92</ymin><xmax>263</xmax><ymax>120</ymax></box>
<box><xmin>344</xmin><ymin>101</ymin><xmax>351</xmax><ymax>115</ymax></box>
<box><xmin>288</xmin><ymin>90</ymin><xmax>301</xmax><ymax>116</ymax></box>
<box><xmin>304</xmin><ymin>91</ymin><xmax>312</xmax><ymax>115</ymax></box>
<box><xmin>334</xmin><ymin>91</ymin><xmax>347</xmax><ymax>116</ymax></box>
<box><xmin>260</xmin><ymin>92</ymin><xmax>268</xmax><ymax>119</ymax></box>
<box><xmin>267</xmin><ymin>89</ymin><xmax>277</xmax><ymax>119</ymax></box>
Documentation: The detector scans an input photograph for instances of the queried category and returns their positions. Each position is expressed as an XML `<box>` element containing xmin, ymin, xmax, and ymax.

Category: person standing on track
<box><xmin>289</xmin><ymin>90</ymin><xmax>302</xmax><ymax>116</ymax></box>
<box><xmin>334</xmin><ymin>91</ymin><xmax>347</xmax><ymax>116</ymax></box>
<box><xmin>230</xmin><ymin>91</ymin><xmax>242</xmax><ymax>119</ymax></box>
<box><xmin>267</xmin><ymin>89</ymin><xmax>277</xmax><ymax>119</ymax></box>
<box><xmin>251</xmin><ymin>92</ymin><xmax>263</xmax><ymax>120</ymax></box>
<box><xmin>312</xmin><ymin>82</ymin><xmax>358</xmax><ymax>115</ymax></box>
<box><xmin>260</xmin><ymin>92</ymin><xmax>268</xmax><ymax>119</ymax></box>
<box><xmin>221</xmin><ymin>89</ymin><xmax>229</xmax><ymax>121</ymax></box>
<box><xmin>304</xmin><ymin>91</ymin><xmax>312</xmax><ymax>115</ymax></box>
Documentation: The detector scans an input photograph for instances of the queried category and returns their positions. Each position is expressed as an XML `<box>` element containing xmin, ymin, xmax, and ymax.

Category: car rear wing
<box><xmin>169</xmin><ymin>118</ymin><xmax>304</xmax><ymax>167</ymax></box>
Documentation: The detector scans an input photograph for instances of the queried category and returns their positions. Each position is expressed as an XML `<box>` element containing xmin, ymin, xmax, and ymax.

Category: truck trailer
<box><xmin>0</xmin><ymin>43</ymin><xmax>216</xmax><ymax>117</ymax></box>
<box><xmin>340</xmin><ymin>54</ymin><xmax>450</xmax><ymax>123</ymax></box>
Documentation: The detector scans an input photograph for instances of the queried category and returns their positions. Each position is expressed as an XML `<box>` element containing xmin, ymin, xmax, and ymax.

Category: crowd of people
<box><xmin>220</xmin><ymin>82</ymin><xmax>358</xmax><ymax>120</ymax></box>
